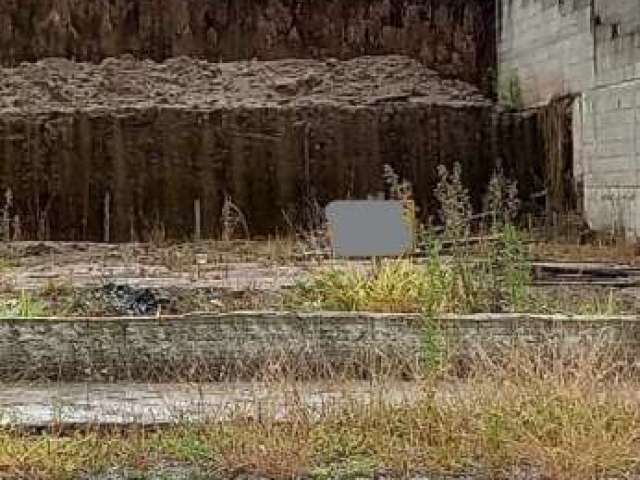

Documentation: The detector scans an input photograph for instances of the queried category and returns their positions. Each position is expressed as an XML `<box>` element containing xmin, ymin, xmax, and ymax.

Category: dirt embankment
<box><xmin>0</xmin><ymin>59</ymin><xmax>542</xmax><ymax>242</ymax></box>
<box><xmin>0</xmin><ymin>56</ymin><xmax>540</xmax><ymax>241</ymax></box>
<box><xmin>0</xmin><ymin>55</ymin><xmax>488</xmax><ymax>113</ymax></box>
<box><xmin>0</xmin><ymin>0</ymin><xmax>495</xmax><ymax>92</ymax></box>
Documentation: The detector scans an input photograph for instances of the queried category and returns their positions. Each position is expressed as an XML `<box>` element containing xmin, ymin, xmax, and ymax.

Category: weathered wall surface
<box><xmin>498</xmin><ymin>0</ymin><xmax>595</xmax><ymax>107</ymax></box>
<box><xmin>0</xmin><ymin>55</ymin><xmax>545</xmax><ymax>241</ymax></box>
<box><xmin>0</xmin><ymin>313</ymin><xmax>424</xmax><ymax>382</ymax></box>
<box><xmin>0</xmin><ymin>104</ymin><xmax>543</xmax><ymax>241</ymax></box>
<box><xmin>0</xmin><ymin>55</ymin><xmax>546</xmax><ymax>241</ymax></box>
<box><xmin>1</xmin><ymin>312</ymin><xmax>638</xmax><ymax>382</ymax></box>
<box><xmin>0</xmin><ymin>0</ymin><xmax>495</xmax><ymax>91</ymax></box>
<box><xmin>574</xmin><ymin>0</ymin><xmax>640</xmax><ymax>234</ymax></box>
<box><xmin>499</xmin><ymin>0</ymin><xmax>640</xmax><ymax>236</ymax></box>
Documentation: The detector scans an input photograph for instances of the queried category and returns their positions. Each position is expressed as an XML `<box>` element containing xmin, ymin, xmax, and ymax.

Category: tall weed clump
<box><xmin>479</xmin><ymin>163</ymin><xmax>530</xmax><ymax>310</ymax></box>
<box><xmin>434</xmin><ymin>163</ymin><xmax>471</xmax><ymax>240</ymax></box>
<box><xmin>483</xmin><ymin>160</ymin><xmax>520</xmax><ymax>232</ymax></box>
<box><xmin>289</xmin><ymin>162</ymin><xmax>531</xmax><ymax>314</ymax></box>
<box><xmin>1</xmin><ymin>189</ymin><xmax>12</xmax><ymax>242</ymax></box>
<box><xmin>486</xmin><ymin>223</ymin><xmax>531</xmax><ymax>311</ymax></box>
<box><xmin>384</xmin><ymin>164</ymin><xmax>417</xmax><ymax>247</ymax></box>
<box><xmin>431</xmin><ymin>162</ymin><xmax>531</xmax><ymax>312</ymax></box>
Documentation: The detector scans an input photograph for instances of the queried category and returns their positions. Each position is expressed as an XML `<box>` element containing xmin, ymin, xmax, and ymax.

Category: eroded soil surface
<box><xmin>2</xmin><ymin>240</ymin><xmax>640</xmax><ymax>316</ymax></box>
<box><xmin>0</xmin><ymin>241</ymin><xmax>305</xmax><ymax>314</ymax></box>
<box><xmin>0</xmin><ymin>55</ymin><xmax>489</xmax><ymax>113</ymax></box>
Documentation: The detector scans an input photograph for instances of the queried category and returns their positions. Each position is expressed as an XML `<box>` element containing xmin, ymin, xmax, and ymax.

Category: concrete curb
<box><xmin>1</xmin><ymin>311</ymin><xmax>638</xmax><ymax>382</ymax></box>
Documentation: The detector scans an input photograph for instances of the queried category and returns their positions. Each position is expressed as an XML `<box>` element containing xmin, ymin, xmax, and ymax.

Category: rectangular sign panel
<box><xmin>325</xmin><ymin>200</ymin><xmax>413</xmax><ymax>258</ymax></box>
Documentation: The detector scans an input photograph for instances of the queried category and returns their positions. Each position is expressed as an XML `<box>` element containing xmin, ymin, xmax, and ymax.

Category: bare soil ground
<box><xmin>0</xmin><ymin>240</ymin><xmax>305</xmax><ymax>314</ymax></box>
<box><xmin>1</xmin><ymin>239</ymin><xmax>640</xmax><ymax>316</ymax></box>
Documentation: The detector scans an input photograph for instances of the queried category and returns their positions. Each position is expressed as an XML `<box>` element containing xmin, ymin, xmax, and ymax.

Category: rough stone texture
<box><xmin>1</xmin><ymin>312</ymin><xmax>639</xmax><ymax>382</ymax></box>
<box><xmin>0</xmin><ymin>55</ymin><xmax>490</xmax><ymax>112</ymax></box>
<box><xmin>0</xmin><ymin>55</ymin><xmax>543</xmax><ymax>241</ymax></box>
<box><xmin>0</xmin><ymin>0</ymin><xmax>495</xmax><ymax>92</ymax></box>
<box><xmin>0</xmin><ymin>312</ymin><xmax>424</xmax><ymax>382</ymax></box>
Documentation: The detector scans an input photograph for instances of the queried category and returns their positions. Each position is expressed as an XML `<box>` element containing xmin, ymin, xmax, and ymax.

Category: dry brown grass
<box><xmin>533</xmin><ymin>240</ymin><xmax>640</xmax><ymax>264</ymax></box>
<box><xmin>2</xmin><ymin>340</ymin><xmax>640</xmax><ymax>479</ymax></box>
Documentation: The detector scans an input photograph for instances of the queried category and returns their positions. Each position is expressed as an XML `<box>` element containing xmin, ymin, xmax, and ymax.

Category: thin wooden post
<box><xmin>194</xmin><ymin>198</ymin><xmax>201</xmax><ymax>241</ymax></box>
<box><xmin>104</xmin><ymin>191</ymin><xmax>110</xmax><ymax>243</ymax></box>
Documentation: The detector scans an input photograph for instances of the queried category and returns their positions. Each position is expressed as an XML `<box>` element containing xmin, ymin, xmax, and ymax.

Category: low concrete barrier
<box><xmin>1</xmin><ymin>312</ymin><xmax>639</xmax><ymax>382</ymax></box>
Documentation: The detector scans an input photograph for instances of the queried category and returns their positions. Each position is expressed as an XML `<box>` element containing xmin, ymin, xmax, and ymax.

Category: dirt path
<box><xmin>0</xmin><ymin>381</ymin><xmax>420</xmax><ymax>428</ymax></box>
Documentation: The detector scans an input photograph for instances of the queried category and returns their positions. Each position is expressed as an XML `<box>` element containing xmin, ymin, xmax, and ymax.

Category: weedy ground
<box><xmin>2</xmin><ymin>341</ymin><xmax>640</xmax><ymax>480</ymax></box>
<box><xmin>286</xmin><ymin>225</ymin><xmax>636</xmax><ymax>316</ymax></box>
<box><xmin>0</xmin><ymin>164</ymin><xmax>639</xmax><ymax>479</ymax></box>
<box><xmin>1</xmin><ymin>163</ymin><xmax>639</xmax><ymax>318</ymax></box>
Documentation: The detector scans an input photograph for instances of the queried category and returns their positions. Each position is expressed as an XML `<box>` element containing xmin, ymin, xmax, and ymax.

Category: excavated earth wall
<box><xmin>0</xmin><ymin>0</ymin><xmax>495</xmax><ymax>91</ymax></box>
<box><xmin>0</xmin><ymin>56</ymin><xmax>543</xmax><ymax>241</ymax></box>
<box><xmin>0</xmin><ymin>0</ymin><xmax>555</xmax><ymax>241</ymax></box>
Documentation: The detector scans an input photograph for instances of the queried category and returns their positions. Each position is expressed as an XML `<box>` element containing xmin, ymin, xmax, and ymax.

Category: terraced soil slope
<box><xmin>0</xmin><ymin>55</ymin><xmax>542</xmax><ymax>240</ymax></box>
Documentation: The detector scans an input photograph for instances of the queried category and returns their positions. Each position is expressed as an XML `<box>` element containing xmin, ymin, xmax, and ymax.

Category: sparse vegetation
<box><xmin>0</xmin><ymin>290</ymin><xmax>46</xmax><ymax>318</ymax></box>
<box><xmin>384</xmin><ymin>164</ymin><xmax>417</xmax><ymax>236</ymax></box>
<box><xmin>0</xmin><ymin>188</ymin><xmax>11</xmax><ymax>242</ymax></box>
<box><xmin>498</xmin><ymin>68</ymin><xmax>523</xmax><ymax>110</ymax></box>
<box><xmin>526</xmin><ymin>287</ymin><xmax>627</xmax><ymax>316</ymax></box>
<box><xmin>434</xmin><ymin>162</ymin><xmax>472</xmax><ymax>240</ymax></box>
<box><xmin>221</xmin><ymin>195</ymin><xmax>249</xmax><ymax>242</ymax></box>
<box><xmin>1</xmin><ymin>341</ymin><xmax>640</xmax><ymax>480</ymax></box>
<box><xmin>289</xmin><ymin>163</ymin><xmax>538</xmax><ymax>314</ymax></box>
<box><xmin>483</xmin><ymin>160</ymin><xmax>520</xmax><ymax>232</ymax></box>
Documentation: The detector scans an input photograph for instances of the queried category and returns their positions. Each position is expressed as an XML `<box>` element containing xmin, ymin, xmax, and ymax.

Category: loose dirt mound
<box><xmin>0</xmin><ymin>55</ymin><xmax>489</xmax><ymax>113</ymax></box>
<box><xmin>0</xmin><ymin>0</ymin><xmax>495</xmax><ymax>92</ymax></box>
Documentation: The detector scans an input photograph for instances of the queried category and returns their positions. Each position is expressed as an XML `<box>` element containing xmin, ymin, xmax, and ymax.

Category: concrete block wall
<box><xmin>498</xmin><ymin>0</ymin><xmax>594</xmax><ymax>107</ymax></box>
<box><xmin>576</xmin><ymin>81</ymin><xmax>640</xmax><ymax>233</ymax></box>
<box><xmin>499</xmin><ymin>0</ymin><xmax>640</xmax><ymax>236</ymax></box>
<box><xmin>574</xmin><ymin>0</ymin><xmax>640</xmax><ymax>235</ymax></box>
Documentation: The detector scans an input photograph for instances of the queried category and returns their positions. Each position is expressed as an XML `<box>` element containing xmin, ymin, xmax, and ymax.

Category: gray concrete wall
<box><xmin>499</xmin><ymin>0</ymin><xmax>640</xmax><ymax>236</ymax></box>
<box><xmin>0</xmin><ymin>312</ymin><xmax>423</xmax><ymax>382</ymax></box>
<box><xmin>574</xmin><ymin>0</ymin><xmax>640</xmax><ymax>235</ymax></box>
<box><xmin>575</xmin><ymin>80</ymin><xmax>640</xmax><ymax>234</ymax></box>
<box><xmin>497</xmin><ymin>0</ymin><xmax>594</xmax><ymax>107</ymax></box>
<box><xmin>1</xmin><ymin>312</ymin><xmax>639</xmax><ymax>382</ymax></box>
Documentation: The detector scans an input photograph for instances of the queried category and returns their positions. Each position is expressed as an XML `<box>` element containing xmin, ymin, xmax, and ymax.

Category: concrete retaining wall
<box><xmin>2</xmin><ymin>312</ymin><xmax>639</xmax><ymax>382</ymax></box>
<box><xmin>575</xmin><ymin>0</ymin><xmax>640</xmax><ymax>235</ymax></box>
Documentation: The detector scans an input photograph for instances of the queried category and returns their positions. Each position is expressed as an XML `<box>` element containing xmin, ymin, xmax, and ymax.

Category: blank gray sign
<box><xmin>325</xmin><ymin>200</ymin><xmax>413</xmax><ymax>258</ymax></box>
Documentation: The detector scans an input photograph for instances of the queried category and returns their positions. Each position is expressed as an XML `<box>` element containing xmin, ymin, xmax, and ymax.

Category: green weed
<box><xmin>0</xmin><ymin>290</ymin><xmax>47</xmax><ymax>318</ymax></box>
<box><xmin>288</xmin><ymin>226</ymin><xmax>532</xmax><ymax>315</ymax></box>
